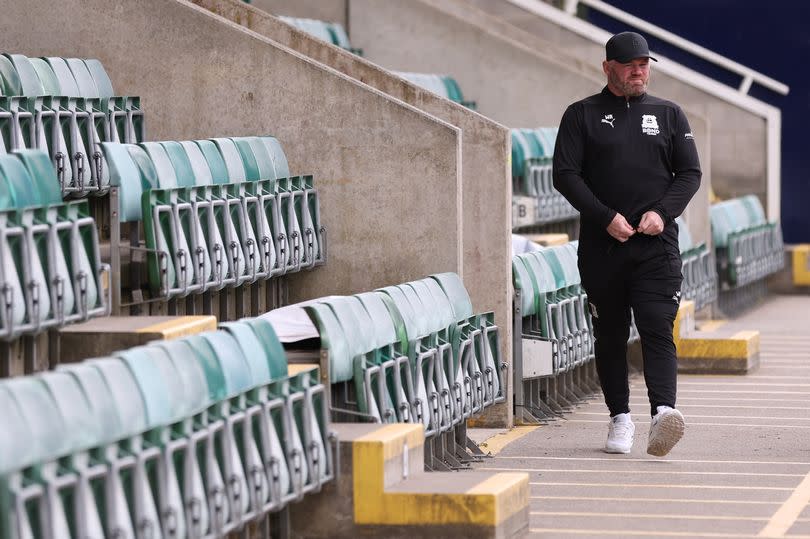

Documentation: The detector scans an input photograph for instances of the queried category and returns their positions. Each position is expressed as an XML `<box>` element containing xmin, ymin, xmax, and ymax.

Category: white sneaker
<box><xmin>647</xmin><ymin>406</ymin><xmax>685</xmax><ymax>457</ymax></box>
<box><xmin>604</xmin><ymin>413</ymin><xmax>635</xmax><ymax>454</ymax></box>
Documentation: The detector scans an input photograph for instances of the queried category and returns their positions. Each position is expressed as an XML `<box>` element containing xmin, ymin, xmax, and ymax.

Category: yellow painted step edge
<box><xmin>673</xmin><ymin>302</ymin><xmax>759</xmax><ymax>359</ymax></box>
<box><xmin>793</xmin><ymin>245</ymin><xmax>810</xmax><ymax>286</ymax></box>
<box><xmin>136</xmin><ymin>315</ymin><xmax>217</xmax><ymax>340</ymax></box>
<box><xmin>676</xmin><ymin>331</ymin><xmax>759</xmax><ymax>359</ymax></box>
<box><xmin>353</xmin><ymin>424</ymin><xmax>529</xmax><ymax>526</ymax></box>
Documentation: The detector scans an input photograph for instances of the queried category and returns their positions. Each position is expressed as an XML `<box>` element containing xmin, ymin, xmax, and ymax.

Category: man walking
<box><xmin>552</xmin><ymin>31</ymin><xmax>701</xmax><ymax>456</ymax></box>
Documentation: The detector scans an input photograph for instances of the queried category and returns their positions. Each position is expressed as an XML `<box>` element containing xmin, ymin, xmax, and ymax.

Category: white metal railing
<box><xmin>563</xmin><ymin>0</ymin><xmax>789</xmax><ymax>96</ymax></box>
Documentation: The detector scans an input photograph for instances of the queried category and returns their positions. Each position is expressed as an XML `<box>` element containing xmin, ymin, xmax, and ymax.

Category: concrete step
<box><xmin>675</xmin><ymin>300</ymin><xmax>759</xmax><ymax>374</ymax></box>
<box><xmin>290</xmin><ymin>422</ymin><xmax>529</xmax><ymax>538</ymax></box>
<box><xmin>58</xmin><ymin>315</ymin><xmax>216</xmax><ymax>362</ymax></box>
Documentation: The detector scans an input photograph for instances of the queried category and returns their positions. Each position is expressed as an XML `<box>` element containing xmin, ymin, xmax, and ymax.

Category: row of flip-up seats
<box><xmin>511</xmin><ymin>127</ymin><xmax>578</xmax><ymax>225</ymax></box>
<box><xmin>0</xmin><ymin>149</ymin><xmax>108</xmax><ymax>341</ymax></box>
<box><xmin>511</xmin><ymin>242</ymin><xmax>638</xmax><ymax>419</ymax></box>
<box><xmin>393</xmin><ymin>72</ymin><xmax>477</xmax><ymax>111</ymax></box>
<box><xmin>0</xmin><ymin>53</ymin><xmax>144</xmax><ymax>197</ymax></box>
<box><xmin>676</xmin><ymin>216</ymin><xmax>717</xmax><ymax>310</ymax></box>
<box><xmin>0</xmin><ymin>317</ymin><xmax>334</xmax><ymax>539</ymax></box>
<box><xmin>282</xmin><ymin>272</ymin><xmax>504</xmax><ymax>468</ymax></box>
<box><xmin>710</xmin><ymin>195</ymin><xmax>784</xmax><ymax>288</ymax></box>
<box><xmin>278</xmin><ymin>16</ymin><xmax>364</xmax><ymax>56</ymax></box>
<box><xmin>102</xmin><ymin>136</ymin><xmax>325</xmax><ymax>300</ymax></box>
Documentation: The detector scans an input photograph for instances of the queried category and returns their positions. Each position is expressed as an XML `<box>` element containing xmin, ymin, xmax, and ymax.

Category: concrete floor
<box><xmin>473</xmin><ymin>294</ymin><xmax>810</xmax><ymax>539</ymax></box>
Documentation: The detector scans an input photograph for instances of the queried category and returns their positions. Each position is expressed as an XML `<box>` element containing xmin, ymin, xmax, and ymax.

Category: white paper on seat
<box><xmin>260</xmin><ymin>295</ymin><xmax>348</xmax><ymax>343</ymax></box>
<box><xmin>512</xmin><ymin>234</ymin><xmax>542</xmax><ymax>257</ymax></box>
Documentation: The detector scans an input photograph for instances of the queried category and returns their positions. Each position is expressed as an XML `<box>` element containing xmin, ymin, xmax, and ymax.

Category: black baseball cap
<box><xmin>605</xmin><ymin>32</ymin><xmax>658</xmax><ymax>63</ymax></box>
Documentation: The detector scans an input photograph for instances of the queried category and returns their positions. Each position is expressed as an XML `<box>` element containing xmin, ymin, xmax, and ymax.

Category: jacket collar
<box><xmin>601</xmin><ymin>85</ymin><xmax>648</xmax><ymax>104</ymax></box>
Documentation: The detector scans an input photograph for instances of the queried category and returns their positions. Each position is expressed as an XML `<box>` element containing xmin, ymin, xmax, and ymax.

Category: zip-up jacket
<box><xmin>552</xmin><ymin>86</ymin><xmax>701</xmax><ymax>250</ymax></box>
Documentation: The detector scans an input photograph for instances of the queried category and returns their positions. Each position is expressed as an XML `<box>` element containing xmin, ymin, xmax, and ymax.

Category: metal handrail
<box><xmin>563</xmin><ymin>0</ymin><xmax>789</xmax><ymax>96</ymax></box>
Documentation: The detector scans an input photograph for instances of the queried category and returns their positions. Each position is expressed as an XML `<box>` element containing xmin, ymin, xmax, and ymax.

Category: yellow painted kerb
<box><xmin>354</xmin><ymin>423</ymin><xmax>425</xmax><ymax>461</ymax></box>
<box><xmin>673</xmin><ymin>301</ymin><xmax>759</xmax><ymax>359</ymax></box>
<box><xmin>676</xmin><ymin>330</ymin><xmax>759</xmax><ymax>359</ymax></box>
<box><xmin>353</xmin><ymin>424</ymin><xmax>528</xmax><ymax>526</ymax></box>
<box><xmin>479</xmin><ymin>426</ymin><xmax>539</xmax><ymax>453</ymax></box>
<box><xmin>136</xmin><ymin>316</ymin><xmax>217</xmax><ymax>340</ymax></box>
<box><xmin>793</xmin><ymin>245</ymin><xmax>810</xmax><ymax>286</ymax></box>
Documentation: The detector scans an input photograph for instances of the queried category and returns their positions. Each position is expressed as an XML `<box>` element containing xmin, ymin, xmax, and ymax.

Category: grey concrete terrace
<box><xmin>472</xmin><ymin>294</ymin><xmax>810</xmax><ymax>538</ymax></box>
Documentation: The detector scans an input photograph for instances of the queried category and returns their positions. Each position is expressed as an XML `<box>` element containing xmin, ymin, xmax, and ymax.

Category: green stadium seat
<box><xmin>44</xmin><ymin>57</ymin><xmax>97</xmax><ymax>193</ymax></box>
<box><xmin>0</xmin><ymin>54</ymin><xmax>144</xmax><ymax>197</ymax></box>
<box><xmin>260</xmin><ymin>136</ymin><xmax>290</xmax><ymax>179</ymax></box>
<box><xmin>279</xmin><ymin>16</ymin><xmax>364</xmax><ymax>56</ymax></box>
<box><xmin>83</xmin><ymin>59</ymin><xmax>115</xmax><ymax>98</ymax></box>
<box><xmin>393</xmin><ymin>72</ymin><xmax>477</xmax><ymax>110</ymax></box>
<box><xmin>1</xmin><ymin>376</ymin><xmax>85</xmax><ymax>539</ymax></box>
<box><xmin>355</xmin><ymin>291</ymin><xmax>415</xmax><ymax>422</ymax></box>
<box><xmin>38</xmin><ymin>370</ymin><xmax>112</xmax><ymax>538</ymax></box>
<box><xmin>511</xmin><ymin>127</ymin><xmax>578</xmax><ymax>225</ymax></box>
<box><xmin>267</xmin><ymin>273</ymin><xmax>501</xmax><ymax>470</ymax></box>
<box><xmin>0</xmin><ymin>151</ymin><xmax>108</xmax><ymax>341</ymax></box>
<box><xmin>377</xmin><ymin>284</ymin><xmax>440</xmax><ymax>434</ymax></box>
<box><xmin>710</xmin><ymin>196</ymin><xmax>784</xmax><ymax>288</ymax></box>
<box><xmin>27</xmin><ymin>58</ymin><xmax>60</xmax><ymax>96</ymax></box>
<box><xmin>431</xmin><ymin>272</ymin><xmax>506</xmax><ymax>409</ymax></box>
<box><xmin>0</xmin><ymin>55</ymin><xmax>22</xmax><ymax>96</ymax></box>
<box><xmin>512</xmin><ymin>242</ymin><xmax>626</xmax><ymax>419</ymax></box>
<box><xmin>84</xmin><ymin>358</ymin><xmax>149</xmax><ymax>538</ymax></box>
<box><xmin>7</xmin><ymin>55</ymin><xmax>44</xmax><ymax>97</ymax></box>
<box><xmin>102</xmin><ymin>136</ymin><xmax>325</xmax><ymax>301</ymax></box>
<box><xmin>676</xmin><ymin>216</ymin><xmax>717</xmax><ymax>310</ymax></box>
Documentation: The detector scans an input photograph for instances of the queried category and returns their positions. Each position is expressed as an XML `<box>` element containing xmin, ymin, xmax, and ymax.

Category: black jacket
<box><xmin>552</xmin><ymin>86</ymin><xmax>701</xmax><ymax>251</ymax></box>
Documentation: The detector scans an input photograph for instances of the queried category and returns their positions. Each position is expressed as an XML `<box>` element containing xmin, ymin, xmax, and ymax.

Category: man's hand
<box><xmin>607</xmin><ymin>213</ymin><xmax>636</xmax><ymax>242</ymax></box>
<box><xmin>637</xmin><ymin>210</ymin><xmax>664</xmax><ymax>235</ymax></box>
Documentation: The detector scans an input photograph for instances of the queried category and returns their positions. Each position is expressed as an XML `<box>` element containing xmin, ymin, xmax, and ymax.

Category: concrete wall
<box><xmin>193</xmin><ymin>0</ymin><xmax>515</xmax><ymax>426</ymax></box>
<box><xmin>682</xmin><ymin>113</ymin><xmax>712</xmax><ymax>247</ymax></box>
<box><xmin>250</xmin><ymin>0</ymin><xmax>347</xmax><ymax>27</ymax></box>
<box><xmin>466</xmin><ymin>0</ymin><xmax>768</xmax><ymax>207</ymax></box>
<box><xmin>351</xmin><ymin>0</ymin><xmax>606</xmax><ymax>128</ymax></box>
<box><xmin>0</xmin><ymin>0</ymin><xmax>463</xmax><ymax>304</ymax></box>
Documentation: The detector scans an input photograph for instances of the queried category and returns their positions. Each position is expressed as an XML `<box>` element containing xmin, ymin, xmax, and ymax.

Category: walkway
<box><xmin>475</xmin><ymin>294</ymin><xmax>810</xmax><ymax>538</ymax></box>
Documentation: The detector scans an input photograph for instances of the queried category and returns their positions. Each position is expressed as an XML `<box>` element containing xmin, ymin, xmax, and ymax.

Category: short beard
<box><xmin>608</xmin><ymin>68</ymin><xmax>648</xmax><ymax>97</ymax></box>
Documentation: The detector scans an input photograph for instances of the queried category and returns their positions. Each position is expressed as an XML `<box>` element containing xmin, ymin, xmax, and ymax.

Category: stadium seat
<box><xmin>0</xmin><ymin>150</ymin><xmax>109</xmax><ymax>341</ymax></box>
<box><xmin>0</xmin><ymin>318</ymin><xmax>334</xmax><ymax>539</ymax></box>
<box><xmin>272</xmin><ymin>272</ymin><xmax>503</xmax><ymax>470</ymax></box>
<box><xmin>393</xmin><ymin>72</ymin><xmax>477</xmax><ymax>110</ymax></box>
<box><xmin>512</xmin><ymin>242</ymin><xmax>619</xmax><ymax>420</ymax></box>
<box><xmin>279</xmin><ymin>16</ymin><xmax>364</xmax><ymax>56</ymax></box>
<box><xmin>676</xmin><ymin>216</ymin><xmax>717</xmax><ymax>310</ymax></box>
<box><xmin>0</xmin><ymin>53</ymin><xmax>144</xmax><ymax>197</ymax></box>
<box><xmin>511</xmin><ymin>127</ymin><xmax>577</xmax><ymax>225</ymax></box>
<box><xmin>101</xmin><ymin>136</ymin><xmax>325</xmax><ymax>301</ymax></box>
<box><xmin>710</xmin><ymin>195</ymin><xmax>784</xmax><ymax>288</ymax></box>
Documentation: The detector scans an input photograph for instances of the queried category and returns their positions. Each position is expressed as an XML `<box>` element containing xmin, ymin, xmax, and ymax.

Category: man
<box><xmin>552</xmin><ymin>31</ymin><xmax>701</xmax><ymax>456</ymax></box>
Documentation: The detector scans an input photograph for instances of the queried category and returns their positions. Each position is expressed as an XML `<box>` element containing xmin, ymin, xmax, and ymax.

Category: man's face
<box><xmin>603</xmin><ymin>58</ymin><xmax>650</xmax><ymax>97</ymax></box>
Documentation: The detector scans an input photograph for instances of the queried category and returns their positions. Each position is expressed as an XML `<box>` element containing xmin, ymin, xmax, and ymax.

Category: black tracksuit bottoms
<box><xmin>578</xmin><ymin>234</ymin><xmax>683</xmax><ymax>418</ymax></box>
